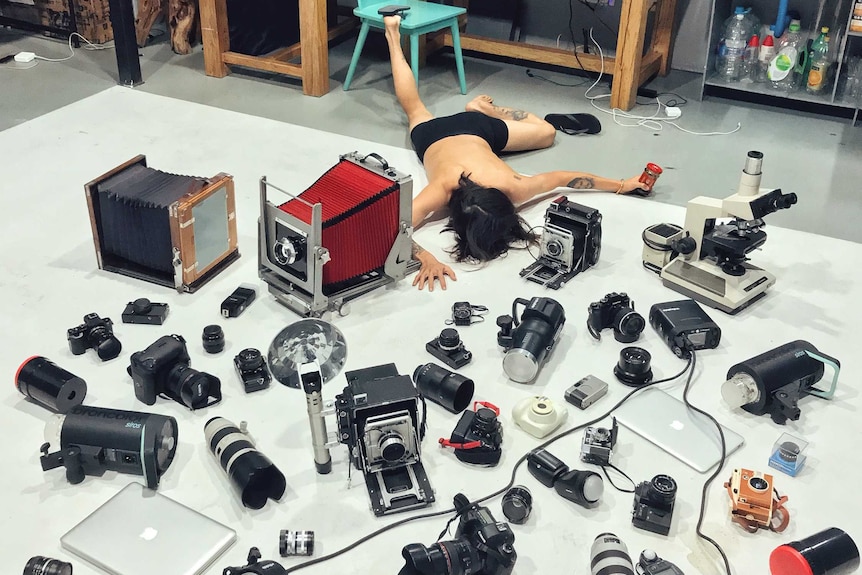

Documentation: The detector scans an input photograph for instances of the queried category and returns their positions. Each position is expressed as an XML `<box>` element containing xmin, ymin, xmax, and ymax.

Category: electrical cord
<box><xmin>282</xmin><ymin>356</ymin><xmax>694</xmax><ymax>574</ymax></box>
<box><xmin>679</xmin><ymin>347</ymin><xmax>732</xmax><ymax>575</ymax></box>
<box><xmin>526</xmin><ymin>69</ymin><xmax>588</xmax><ymax>87</ymax></box>
<box><xmin>582</xmin><ymin>29</ymin><xmax>741</xmax><ymax>136</ymax></box>
<box><xmin>29</xmin><ymin>32</ymin><xmax>112</xmax><ymax>64</ymax></box>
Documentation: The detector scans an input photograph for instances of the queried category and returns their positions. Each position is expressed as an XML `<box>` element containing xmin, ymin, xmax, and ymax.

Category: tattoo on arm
<box><xmin>567</xmin><ymin>177</ymin><xmax>595</xmax><ymax>189</ymax></box>
<box><xmin>513</xmin><ymin>174</ymin><xmax>522</xmax><ymax>180</ymax></box>
<box><xmin>411</xmin><ymin>240</ymin><xmax>426</xmax><ymax>258</ymax></box>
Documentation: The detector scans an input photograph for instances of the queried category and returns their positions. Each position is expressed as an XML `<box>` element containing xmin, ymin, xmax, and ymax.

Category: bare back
<box><xmin>421</xmin><ymin>134</ymin><xmax>521</xmax><ymax>200</ymax></box>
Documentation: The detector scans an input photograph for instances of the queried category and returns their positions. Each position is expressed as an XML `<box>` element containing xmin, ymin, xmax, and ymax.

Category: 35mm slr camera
<box><xmin>68</xmin><ymin>313</ymin><xmax>122</xmax><ymax>361</ymax></box>
<box><xmin>128</xmin><ymin>335</ymin><xmax>222</xmax><ymax>410</ymax></box>
<box><xmin>587</xmin><ymin>293</ymin><xmax>645</xmax><ymax>343</ymax></box>
<box><xmin>440</xmin><ymin>402</ymin><xmax>503</xmax><ymax>466</ymax></box>
<box><xmin>520</xmin><ymin>196</ymin><xmax>602</xmax><ymax>290</ymax></box>
<box><xmin>632</xmin><ymin>474</ymin><xmax>677</xmax><ymax>535</ymax></box>
<box><xmin>400</xmin><ymin>494</ymin><xmax>517</xmax><ymax>575</ymax></box>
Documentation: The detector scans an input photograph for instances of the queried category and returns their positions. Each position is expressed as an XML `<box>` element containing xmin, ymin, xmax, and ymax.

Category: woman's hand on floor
<box><xmin>413</xmin><ymin>257</ymin><xmax>457</xmax><ymax>292</ymax></box>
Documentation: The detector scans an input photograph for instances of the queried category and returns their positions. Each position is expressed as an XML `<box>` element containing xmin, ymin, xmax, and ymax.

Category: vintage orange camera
<box><xmin>725</xmin><ymin>467</ymin><xmax>790</xmax><ymax>532</ymax></box>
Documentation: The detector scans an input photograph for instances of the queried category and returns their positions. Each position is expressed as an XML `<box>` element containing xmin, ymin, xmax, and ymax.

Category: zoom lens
<box><xmin>23</xmin><ymin>556</ymin><xmax>73</xmax><ymax>575</ymax></box>
<box><xmin>413</xmin><ymin>363</ymin><xmax>475</xmax><ymax>414</ymax></box>
<box><xmin>401</xmin><ymin>539</ymin><xmax>481</xmax><ymax>575</ymax></box>
<box><xmin>613</xmin><ymin>307</ymin><xmax>645</xmax><ymax>343</ymax></box>
<box><xmin>167</xmin><ymin>365</ymin><xmax>218</xmax><ymax>409</ymax></box>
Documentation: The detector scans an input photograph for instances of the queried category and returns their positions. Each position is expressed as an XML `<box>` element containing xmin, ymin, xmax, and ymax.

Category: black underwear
<box><xmin>410</xmin><ymin>111</ymin><xmax>509</xmax><ymax>162</ymax></box>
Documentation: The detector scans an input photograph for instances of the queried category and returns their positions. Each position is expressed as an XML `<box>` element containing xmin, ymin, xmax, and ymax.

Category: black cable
<box><xmin>525</xmin><ymin>69</ymin><xmax>588</xmax><ymax>87</ymax></box>
<box><xmin>679</xmin><ymin>348</ymin><xmax>732</xmax><ymax>575</ymax></box>
<box><xmin>285</xmin><ymin>356</ymin><xmax>694</xmax><ymax>574</ymax></box>
<box><xmin>577</xmin><ymin>0</ymin><xmax>617</xmax><ymax>36</ymax></box>
<box><xmin>657</xmin><ymin>92</ymin><xmax>689</xmax><ymax>107</ymax></box>
<box><xmin>600</xmin><ymin>462</ymin><xmax>636</xmax><ymax>493</ymax></box>
<box><xmin>568</xmin><ymin>0</ymin><xmax>587</xmax><ymax>74</ymax></box>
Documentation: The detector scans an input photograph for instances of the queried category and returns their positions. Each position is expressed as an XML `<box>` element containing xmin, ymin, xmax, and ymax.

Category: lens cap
<box><xmin>614</xmin><ymin>347</ymin><xmax>653</xmax><ymax>387</ymax></box>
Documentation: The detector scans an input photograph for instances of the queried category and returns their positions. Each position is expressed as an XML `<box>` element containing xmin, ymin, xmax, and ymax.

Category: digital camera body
<box><xmin>443</xmin><ymin>403</ymin><xmax>503</xmax><ymax>466</ymax></box>
<box><xmin>632</xmin><ymin>474</ymin><xmax>677</xmax><ymax>535</ymax></box>
<box><xmin>67</xmin><ymin>313</ymin><xmax>122</xmax><ymax>361</ymax></box>
<box><xmin>587</xmin><ymin>292</ymin><xmax>645</xmax><ymax>343</ymax></box>
<box><xmin>400</xmin><ymin>494</ymin><xmax>516</xmax><ymax>575</ymax></box>
<box><xmin>335</xmin><ymin>364</ymin><xmax>434</xmax><ymax>516</ymax></box>
<box><xmin>128</xmin><ymin>335</ymin><xmax>222</xmax><ymax>410</ymax></box>
<box><xmin>520</xmin><ymin>196</ymin><xmax>602</xmax><ymax>290</ymax></box>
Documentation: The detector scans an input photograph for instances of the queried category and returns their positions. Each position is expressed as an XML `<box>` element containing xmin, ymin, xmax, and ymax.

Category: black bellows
<box><xmin>97</xmin><ymin>164</ymin><xmax>205</xmax><ymax>273</ymax></box>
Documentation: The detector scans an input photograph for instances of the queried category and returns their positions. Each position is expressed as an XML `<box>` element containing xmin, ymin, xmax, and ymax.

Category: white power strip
<box><xmin>15</xmin><ymin>52</ymin><xmax>36</xmax><ymax>63</ymax></box>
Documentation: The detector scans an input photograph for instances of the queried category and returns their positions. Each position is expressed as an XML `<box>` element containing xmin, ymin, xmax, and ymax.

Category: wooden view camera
<box><xmin>85</xmin><ymin>155</ymin><xmax>240</xmax><ymax>292</ymax></box>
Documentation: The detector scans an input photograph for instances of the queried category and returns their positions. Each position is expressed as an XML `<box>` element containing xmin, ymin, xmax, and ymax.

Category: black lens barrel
<box><xmin>16</xmin><ymin>356</ymin><xmax>87</xmax><ymax>414</ymax></box>
<box><xmin>413</xmin><ymin>363</ymin><xmax>475</xmax><ymax>414</ymax></box>
<box><xmin>23</xmin><ymin>556</ymin><xmax>73</xmax><ymax>575</ymax></box>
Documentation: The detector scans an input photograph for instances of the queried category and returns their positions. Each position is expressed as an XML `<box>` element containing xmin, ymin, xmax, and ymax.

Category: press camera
<box><xmin>520</xmin><ymin>196</ymin><xmax>601</xmax><ymax>289</ymax></box>
<box><xmin>400</xmin><ymin>494</ymin><xmax>516</xmax><ymax>575</ymax></box>
<box><xmin>334</xmin><ymin>364</ymin><xmax>434</xmax><ymax>516</ymax></box>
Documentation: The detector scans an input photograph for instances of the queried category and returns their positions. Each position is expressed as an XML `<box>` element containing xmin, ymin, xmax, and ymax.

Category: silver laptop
<box><xmin>62</xmin><ymin>483</ymin><xmax>236</xmax><ymax>575</ymax></box>
<box><xmin>614</xmin><ymin>388</ymin><xmax>744</xmax><ymax>473</ymax></box>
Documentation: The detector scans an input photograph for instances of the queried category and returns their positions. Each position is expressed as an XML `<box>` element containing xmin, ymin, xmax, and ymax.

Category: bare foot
<box><xmin>384</xmin><ymin>15</ymin><xmax>401</xmax><ymax>43</ymax></box>
<box><xmin>465</xmin><ymin>94</ymin><xmax>493</xmax><ymax>113</ymax></box>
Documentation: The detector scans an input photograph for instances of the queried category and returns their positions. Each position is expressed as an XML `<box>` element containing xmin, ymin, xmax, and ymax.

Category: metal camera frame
<box><xmin>258</xmin><ymin>152</ymin><xmax>417</xmax><ymax>318</ymax></box>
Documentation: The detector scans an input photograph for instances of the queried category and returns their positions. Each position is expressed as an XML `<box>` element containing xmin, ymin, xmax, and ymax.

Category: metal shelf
<box><xmin>704</xmin><ymin>75</ymin><xmax>858</xmax><ymax>109</ymax></box>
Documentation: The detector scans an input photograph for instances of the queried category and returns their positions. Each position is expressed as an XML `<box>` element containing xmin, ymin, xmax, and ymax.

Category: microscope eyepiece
<box><xmin>774</xmin><ymin>192</ymin><xmax>797</xmax><ymax>210</ymax></box>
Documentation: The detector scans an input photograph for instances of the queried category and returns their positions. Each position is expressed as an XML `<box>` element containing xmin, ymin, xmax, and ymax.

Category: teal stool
<box><xmin>343</xmin><ymin>0</ymin><xmax>467</xmax><ymax>94</ymax></box>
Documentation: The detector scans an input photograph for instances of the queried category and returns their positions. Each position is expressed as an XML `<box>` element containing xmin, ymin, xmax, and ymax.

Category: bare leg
<box><xmin>466</xmin><ymin>94</ymin><xmax>556</xmax><ymax>152</ymax></box>
<box><xmin>384</xmin><ymin>16</ymin><xmax>434</xmax><ymax>131</ymax></box>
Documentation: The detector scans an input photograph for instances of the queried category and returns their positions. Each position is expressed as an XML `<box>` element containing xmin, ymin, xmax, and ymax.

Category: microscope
<box><xmin>642</xmin><ymin>151</ymin><xmax>797</xmax><ymax>314</ymax></box>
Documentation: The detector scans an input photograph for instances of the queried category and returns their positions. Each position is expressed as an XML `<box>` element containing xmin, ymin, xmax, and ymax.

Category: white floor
<box><xmin>1</xmin><ymin>27</ymin><xmax>861</xmax><ymax>243</ymax></box>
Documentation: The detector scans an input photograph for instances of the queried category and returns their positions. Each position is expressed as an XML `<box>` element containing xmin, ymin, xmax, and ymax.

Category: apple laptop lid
<box><xmin>61</xmin><ymin>483</ymin><xmax>236</xmax><ymax>575</ymax></box>
<box><xmin>614</xmin><ymin>388</ymin><xmax>744</xmax><ymax>473</ymax></box>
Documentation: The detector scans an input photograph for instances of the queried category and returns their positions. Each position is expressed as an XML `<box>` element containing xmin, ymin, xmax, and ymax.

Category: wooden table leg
<box><xmin>199</xmin><ymin>0</ymin><xmax>228</xmax><ymax>77</ymax></box>
<box><xmin>653</xmin><ymin>0</ymin><xmax>677</xmax><ymax>76</ymax></box>
<box><xmin>299</xmin><ymin>0</ymin><xmax>329</xmax><ymax>96</ymax></box>
<box><xmin>611</xmin><ymin>0</ymin><xmax>650</xmax><ymax>111</ymax></box>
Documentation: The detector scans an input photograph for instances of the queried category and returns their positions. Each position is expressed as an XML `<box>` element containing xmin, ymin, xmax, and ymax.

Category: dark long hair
<box><xmin>443</xmin><ymin>174</ymin><xmax>538</xmax><ymax>262</ymax></box>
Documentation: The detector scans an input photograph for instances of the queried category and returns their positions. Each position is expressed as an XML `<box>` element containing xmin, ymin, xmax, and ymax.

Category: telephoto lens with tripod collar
<box><xmin>204</xmin><ymin>417</ymin><xmax>286</xmax><ymax>509</ymax></box>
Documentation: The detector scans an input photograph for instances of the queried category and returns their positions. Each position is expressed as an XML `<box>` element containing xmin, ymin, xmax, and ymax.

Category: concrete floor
<box><xmin>2</xmin><ymin>26</ymin><xmax>861</xmax><ymax>243</ymax></box>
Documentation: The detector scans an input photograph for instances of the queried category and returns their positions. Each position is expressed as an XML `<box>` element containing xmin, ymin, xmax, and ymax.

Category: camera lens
<box><xmin>649</xmin><ymin>474</ymin><xmax>677</xmax><ymax>503</ymax></box>
<box><xmin>91</xmin><ymin>327</ymin><xmax>122</xmax><ymax>361</ymax></box>
<box><xmin>379</xmin><ymin>432</ymin><xmax>407</xmax><ymax>462</ymax></box>
<box><xmin>749</xmin><ymin>476</ymin><xmax>769</xmax><ymax>491</ymax></box>
<box><xmin>502</xmin><ymin>486</ymin><xmax>533</xmax><ymax>524</ymax></box>
<box><xmin>438</xmin><ymin>328</ymin><xmax>461</xmax><ymax>350</ymax></box>
<box><xmin>167</xmin><ymin>364</ymin><xmax>219</xmax><ymax>409</ymax></box>
<box><xmin>413</xmin><ymin>363</ymin><xmax>475</xmax><ymax>414</ymax></box>
<box><xmin>202</xmin><ymin>325</ymin><xmax>225</xmax><ymax>354</ymax></box>
<box><xmin>23</xmin><ymin>556</ymin><xmax>73</xmax><ymax>575</ymax></box>
<box><xmin>237</xmin><ymin>348</ymin><xmax>265</xmax><ymax>371</ymax></box>
<box><xmin>401</xmin><ymin>540</ymin><xmax>480</xmax><ymax>575</ymax></box>
<box><xmin>279</xmin><ymin>530</ymin><xmax>315</xmax><ymax>557</ymax></box>
<box><xmin>613</xmin><ymin>347</ymin><xmax>653</xmax><ymax>387</ymax></box>
<box><xmin>545</xmin><ymin>239</ymin><xmax>563</xmax><ymax>257</ymax></box>
<box><xmin>612</xmin><ymin>307</ymin><xmax>645</xmax><ymax>343</ymax></box>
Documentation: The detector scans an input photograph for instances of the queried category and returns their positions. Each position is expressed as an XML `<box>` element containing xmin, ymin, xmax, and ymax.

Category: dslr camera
<box><xmin>520</xmin><ymin>196</ymin><xmax>601</xmax><ymax>290</ymax></box>
<box><xmin>400</xmin><ymin>494</ymin><xmax>516</xmax><ymax>575</ymax></box>
<box><xmin>632</xmin><ymin>474</ymin><xmax>677</xmax><ymax>535</ymax></box>
<box><xmin>335</xmin><ymin>364</ymin><xmax>434</xmax><ymax>516</ymax></box>
<box><xmin>440</xmin><ymin>402</ymin><xmax>503</xmax><ymax>466</ymax></box>
<box><xmin>68</xmin><ymin>313</ymin><xmax>122</xmax><ymax>361</ymax></box>
<box><xmin>128</xmin><ymin>335</ymin><xmax>222</xmax><ymax>410</ymax></box>
<box><xmin>587</xmin><ymin>293</ymin><xmax>645</xmax><ymax>343</ymax></box>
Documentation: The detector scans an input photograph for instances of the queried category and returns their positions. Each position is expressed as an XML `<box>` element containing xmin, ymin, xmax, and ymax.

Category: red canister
<box><xmin>638</xmin><ymin>163</ymin><xmax>663</xmax><ymax>190</ymax></box>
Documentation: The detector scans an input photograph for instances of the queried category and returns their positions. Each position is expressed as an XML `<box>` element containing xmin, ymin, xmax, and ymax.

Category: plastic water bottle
<box><xmin>741</xmin><ymin>35</ymin><xmax>759</xmax><ymax>82</ymax></box>
<box><xmin>768</xmin><ymin>22</ymin><xmax>804</xmax><ymax>91</ymax></box>
<box><xmin>806</xmin><ymin>28</ymin><xmax>830</xmax><ymax>94</ymax></box>
<box><xmin>716</xmin><ymin>7</ymin><xmax>752</xmax><ymax>82</ymax></box>
<box><xmin>756</xmin><ymin>31</ymin><xmax>775</xmax><ymax>82</ymax></box>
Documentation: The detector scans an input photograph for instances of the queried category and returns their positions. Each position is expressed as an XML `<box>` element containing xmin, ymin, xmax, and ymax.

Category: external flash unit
<box><xmin>722</xmin><ymin>340</ymin><xmax>840</xmax><ymax>425</ymax></box>
<box><xmin>649</xmin><ymin>299</ymin><xmax>721</xmax><ymax>358</ymax></box>
<box><xmin>39</xmin><ymin>405</ymin><xmax>178</xmax><ymax>489</ymax></box>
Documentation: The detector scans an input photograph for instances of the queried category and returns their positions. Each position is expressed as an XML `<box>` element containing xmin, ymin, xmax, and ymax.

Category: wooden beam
<box><xmin>199</xmin><ymin>0</ymin><xmax>228</xmax><ymax>77</ymax></box>
<box><xmin>652</xmin><ymin>0</ymin><xmax>677</xmax><ymax>75</ymax></box>
<box><xmin>222</xmin><ymin>52</ymin><xmax>303</xmax><ymax>76</ymax></box>
<box><xmin>445</xmin><ymin>33</ymin><xmax>607</xmax><ymax>74</ymax></box>
<box><xmin>637</xmin><ymin>51</ymin><xmax>662</xmax><ymax>84</ymax></box>
<box><xmin>611</xmin><ymin>0</ymin><xmax>650</xmax><ymax>110</ymax></box>
<box><xmin>299</xmin><ymin>0</ymin><xmax>329</xmax><ymax>96</ymax></box>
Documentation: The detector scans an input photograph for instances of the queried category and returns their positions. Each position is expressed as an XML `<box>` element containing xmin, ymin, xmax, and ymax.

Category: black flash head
<box><xmin>39</xmin><ymin>405</ymin><xmax>178</xmax><ymax>489</ymax></box>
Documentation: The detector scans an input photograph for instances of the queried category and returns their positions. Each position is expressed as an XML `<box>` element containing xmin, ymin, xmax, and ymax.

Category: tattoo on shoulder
<box><xmin>567</xmin><ymin>177</ymin><xmax>594</xmax><ymax>189</ymax></box>
<box><xmin>411</xmin><ymin>240</ymin><xmax>425</xmax><ymax>257</ymax></box>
